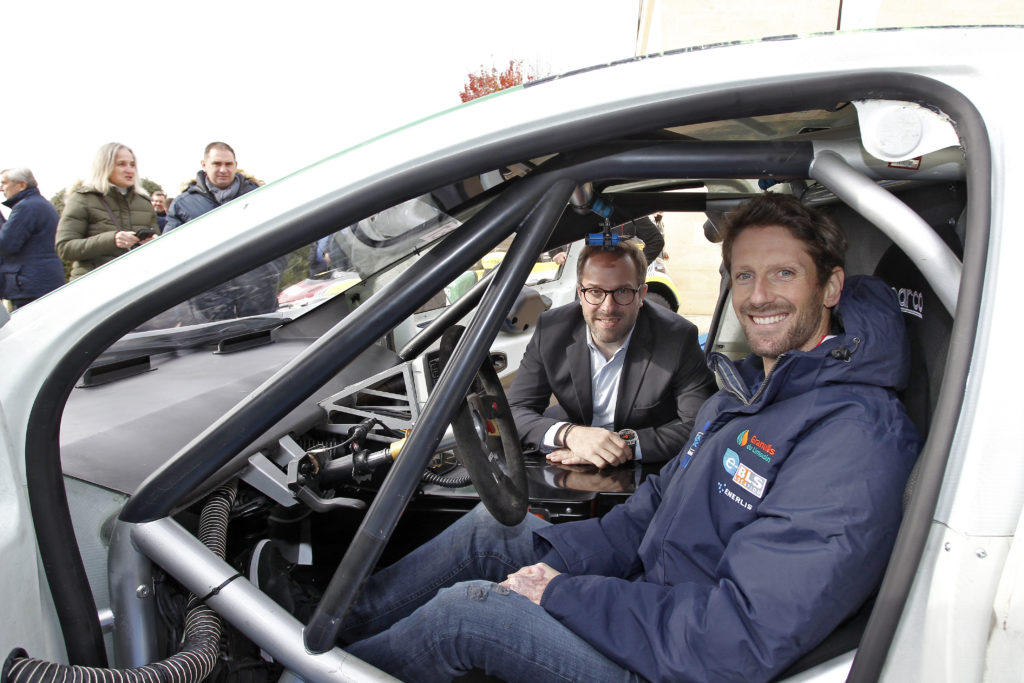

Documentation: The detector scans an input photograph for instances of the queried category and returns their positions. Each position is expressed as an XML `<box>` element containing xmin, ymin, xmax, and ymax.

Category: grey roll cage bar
<box><xmin>103</xmin><ymin>139</ymin><xmax>964</xmax><ymax>682</ymax></box>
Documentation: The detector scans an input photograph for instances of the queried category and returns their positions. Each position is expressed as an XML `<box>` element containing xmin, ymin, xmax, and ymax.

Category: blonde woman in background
<box><xmin>56</xmin><ymin>142</ymin><xmax>158</xmax><ymax>279</ymax></box>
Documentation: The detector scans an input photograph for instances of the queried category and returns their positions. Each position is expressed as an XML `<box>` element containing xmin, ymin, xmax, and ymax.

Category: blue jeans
<box><xmin>340</xmin><ymin>504</ymin><xmax>638</xmax><ymax>682</ymax></box>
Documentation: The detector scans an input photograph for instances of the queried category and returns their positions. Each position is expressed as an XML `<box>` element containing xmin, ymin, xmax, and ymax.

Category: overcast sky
<box><xmin>4</xmin><ymin>1</ymin><xmax>639</xmax><ymax>200</ymax></box>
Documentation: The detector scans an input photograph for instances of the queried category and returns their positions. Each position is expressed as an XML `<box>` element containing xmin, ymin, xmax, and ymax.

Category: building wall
<box><xmin>638</xmin><ymin>0</ymin><xmax>1024</xmax><ymax>54</ymax></box>
<box><xmin>661</xmin><ymin>212</ymin><xmax>720</xmax><ymax>334</ymax></box>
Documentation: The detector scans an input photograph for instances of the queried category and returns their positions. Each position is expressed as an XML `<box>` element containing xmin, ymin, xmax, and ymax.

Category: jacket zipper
<box><xmin>714</xmin><ymin>352</ymin><xmax>785</xmax><ymax>407</ymax></box>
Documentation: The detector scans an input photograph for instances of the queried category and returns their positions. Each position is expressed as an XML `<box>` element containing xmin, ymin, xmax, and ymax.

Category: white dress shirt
<box><xmin>541</xmin><ymin>326</ymin><xmax>644</xmax><ymax>460</ymax></box>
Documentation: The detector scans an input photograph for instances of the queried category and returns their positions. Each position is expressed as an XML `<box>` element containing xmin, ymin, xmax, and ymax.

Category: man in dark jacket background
<box><xmin>150</xmin><ymin>190</ymin><xmax>171</xmax><ymax>233</ymax></box>
<box><xmin>164</xmin><ymin>142</ymin><xmax>284</xmax><ymax>320</ymax></box>
<box><xmin>328</xmin><ymin>193</ymin><xmax>922</xmax><ymax>682</ymax></box>
<box><xmin>0</xmin><ymin>168</ymin><xmax>65</xmax><ymax>309</ymax></box>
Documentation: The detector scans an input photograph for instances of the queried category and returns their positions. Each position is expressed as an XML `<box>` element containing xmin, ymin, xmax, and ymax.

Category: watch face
<box><xmin>618</xmin><ymin>429</ymin><xmax>638</xmax><ymax>446</ymax></box>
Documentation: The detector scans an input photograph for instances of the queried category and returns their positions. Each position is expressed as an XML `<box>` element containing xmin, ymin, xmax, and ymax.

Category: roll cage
<box><xmin>24</xmin><ymin>70</ymin><xmax>985</xmax><ymax>681</ymax></box>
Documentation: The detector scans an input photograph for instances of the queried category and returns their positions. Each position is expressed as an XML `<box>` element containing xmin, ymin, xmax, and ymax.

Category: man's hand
<box><xmin>552</xmin><ymin>251</ymin><xmax>567</xmax><ymax>265</ymax></box>
<box><xmin>499</xmin><ymin>563</ymin><xmax>561</xmax><ymax>605</ymax></box>
<box><xmin>546</xmin><ymin>426</ymin><xmax>631</xmax><ymax>468</ymax></box>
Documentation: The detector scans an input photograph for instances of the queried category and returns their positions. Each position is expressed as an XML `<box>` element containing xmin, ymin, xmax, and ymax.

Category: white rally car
<box><xmin>0</xmin><ymin>26</ymin><xmax>1021</xmax><ymax>683</ymax></box>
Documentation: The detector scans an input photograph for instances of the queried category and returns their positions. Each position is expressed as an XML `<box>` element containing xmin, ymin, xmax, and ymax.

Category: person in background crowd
<box><xmin>55</xmin><ymin>143</ymin><xmax>158</xmax><ymax>279</ymax></box>
<box><xmin>627</xmin><ymin>214</ymin><xmax>665</xmax><ymax>265</ymax></box>
<box><xmin>150</xmin><ymin>190</ymin><xmax>171</xmax><ymax>233</ymax></box>
<box><xmin>1</xmin><ymin>168</ymin><xmax>65</xmax><ymax>309</ymax></box>
<box><xmin>653</xmin><ymin>211</ymin><xmax>669</xmax><ymax>260</ymax></box>
<box><xmin>164</xmin><ymin>142</ymin><xmax>284</xmax><ymax>320</ymax></box>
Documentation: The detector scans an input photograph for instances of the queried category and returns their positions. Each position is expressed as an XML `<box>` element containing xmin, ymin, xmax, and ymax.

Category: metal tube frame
<box><xmin>122</xmin><ymin>177</ymin><xmax>550</xmax><ymax>524</ymax></box>
<box><xmin>809</xmin><ymin>150</ymin><xmax>962</xmax><ymax>316</ymax></box>
<box><xmin>127</xmin><ymin>517</ymin><xmax>399</xmax><ymax>683</ymax></box>
<box><xmin>107</xmin><ymin>520</ymin><xmax>158</xmax><ymax>667</ymax></box>
<box><xmin>303</xmin><ymin>177</ymin><xmax>575</xmax><ymax>652</ymax></box>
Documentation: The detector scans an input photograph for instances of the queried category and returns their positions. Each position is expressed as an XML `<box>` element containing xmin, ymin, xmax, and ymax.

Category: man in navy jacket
<box><xmin>339</xmin><ymin>194</ymin><xmax>921</xmax><ymax>682</ymax></box>
<box><xmin>1</xmin><ymin>168</ymin><xmax>65</xmax><ymax>309</ymax></box>
<box><xmin>164</xmin><ymin>142</ymin><xmax>284</xmax><ymax>320</ymax></box>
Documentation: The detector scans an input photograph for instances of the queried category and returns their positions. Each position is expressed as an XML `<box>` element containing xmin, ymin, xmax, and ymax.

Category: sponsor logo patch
<box><xmin>723</xmin><ymin>449</ymin><xmax>740</xmax><ymax>475</ymax></box>
<box><xmin>680</xmin><ymin>420</ymin><xmax>711</xmax><ymax>471</ymax></box>
<box><xmin>716</xmin><ymin>481</ymin><xmax>753</xmax><ymax>511</ymax></box>
<box><xmin>732</xmin><ymin>463</ymin><xmax>767</xmax><ymax>499</ymax></box>
<box><xmin>736</xmin><ymin>429</ymin><xmax>774</xmax><ymax>463</ymax></box>
<box><xmin>891</xmin><ymin>286</ymin><xmax>924</xmax><ymax>319</ymax></box>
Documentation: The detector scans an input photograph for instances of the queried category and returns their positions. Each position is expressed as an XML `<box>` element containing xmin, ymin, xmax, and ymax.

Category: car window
<box><xmin>125</xmin><ymin>194</ymin><xmax>464</xmax><ymax>342</ymax></box>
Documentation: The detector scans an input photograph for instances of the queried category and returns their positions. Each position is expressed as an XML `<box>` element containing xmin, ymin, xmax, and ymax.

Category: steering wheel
<box><xmin>439</xmin><ymin>326</ymin><xmax>528</xmax><ymax>526</ymax></box>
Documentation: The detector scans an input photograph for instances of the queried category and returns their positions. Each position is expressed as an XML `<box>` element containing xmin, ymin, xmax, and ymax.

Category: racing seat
<box><xmin>872</xmin><ymin>217</ymin><xmax>960</xmax><ymax>508</ymax></box>
<box><xmin>777</xmin><ymin>224</ymin><xmax>959</xmax><ymax>679</ymax></box>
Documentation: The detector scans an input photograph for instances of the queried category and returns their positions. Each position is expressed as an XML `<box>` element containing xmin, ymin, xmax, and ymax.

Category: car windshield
<box><xmin>107</xmin><ymin>194</ymin><xmax>465</xmax><ymax>356</ymax></box>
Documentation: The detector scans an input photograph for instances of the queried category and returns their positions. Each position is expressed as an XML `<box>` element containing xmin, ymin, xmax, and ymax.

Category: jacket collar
<box><xmin>2</xmin><ymin>186</ymin><xmax>40</xmax><ymax>209</ymax></box>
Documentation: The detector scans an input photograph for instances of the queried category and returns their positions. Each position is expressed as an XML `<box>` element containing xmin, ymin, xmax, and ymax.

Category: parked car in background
<box><xmin>0</xmin><ymin>26</ymin><xmax>1021</xmax><ymax>683</ymax></box>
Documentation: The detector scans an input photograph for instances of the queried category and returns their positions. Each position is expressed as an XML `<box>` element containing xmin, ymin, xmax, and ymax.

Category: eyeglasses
<box><xmin>579</xmin><ymin>286</ymin><xmax>641</xmax><ymax>306</ymax></box>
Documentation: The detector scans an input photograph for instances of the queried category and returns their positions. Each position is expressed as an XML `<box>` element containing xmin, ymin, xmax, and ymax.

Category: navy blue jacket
<box><xmin>535</xmin><ymin>276</ymin><xmax>921</xmax><ymax>682</ymax></box>
<box><xmin>0</xmin><ymin>187</ymin><xmax>65</xmax><ymax>301</ymax></box>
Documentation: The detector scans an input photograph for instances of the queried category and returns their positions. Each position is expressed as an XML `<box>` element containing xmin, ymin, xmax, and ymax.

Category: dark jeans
<box><xmin>341</xmin><ymin>504</ymin><xmax>638</xmax><ymax>682</ymax></box>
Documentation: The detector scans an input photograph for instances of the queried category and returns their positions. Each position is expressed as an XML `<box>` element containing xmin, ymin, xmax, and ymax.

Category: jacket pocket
<box><xmin>0</xmin><ymin>263</ymin><xmax>22</xmax><ymax>298</ymax></box>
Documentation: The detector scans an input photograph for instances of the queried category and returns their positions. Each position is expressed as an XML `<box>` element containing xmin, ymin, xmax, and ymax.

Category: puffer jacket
<box><xmin>55</xmin><ymin>186</ymin><xmax>158</xmax><ymax>279</ymax></box>
<box><xmin>162</xmin><ymin>171</ymin><xmax>282</xmax><ymax>321</ymax></box>
<box><xmin>163</xmin><ymin>171</ymin><xmax>260</xmax><ymax>232</ymax></box>
<box><xmin>535</xmin><ymin>275</ymin><xmax>921</xmax><ymax>683</ymax></box>
<box><xmin>0</xmin><ymin>187</ymin><xmax>65</xmax><ymax>301</ymax></box>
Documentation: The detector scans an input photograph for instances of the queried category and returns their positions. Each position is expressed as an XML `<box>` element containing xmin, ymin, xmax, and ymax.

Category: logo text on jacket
<box><xmin>737</xmin><ymin>429</ymin><xmax>774</xmax><ymax>463</ymax></box>
<box><xmin>722</xmin><ymin>448</ymin><xmax>768</xmax><ymax>500</ymax></box>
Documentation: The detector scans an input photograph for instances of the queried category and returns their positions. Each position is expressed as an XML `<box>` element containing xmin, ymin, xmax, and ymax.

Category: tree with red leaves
<box><xmin>459</xmin><ymin>59</ymin><xmax>545</xmax><ymax>102</ymax></box>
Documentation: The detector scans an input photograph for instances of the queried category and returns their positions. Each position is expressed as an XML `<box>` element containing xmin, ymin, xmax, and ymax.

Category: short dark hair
<box><xmin>721</xmin><ymin>194</ymin><xmax>846</xmax><ymax>286</ymax></box>
<box><xmin>576</xmin><ymin>240</ymin><xmax>648</xmax><ymax>285</ymax></box>
<box><xmin>204</xmin><ymin>141</ymin><xmax>236</xmax><ymax>159</ymax></box>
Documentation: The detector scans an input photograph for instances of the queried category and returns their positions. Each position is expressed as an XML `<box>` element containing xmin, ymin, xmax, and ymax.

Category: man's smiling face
<box><xmin>729</xmin><ymin>224</ymin><xmax>843</xmax><ymax>373</ymax></box>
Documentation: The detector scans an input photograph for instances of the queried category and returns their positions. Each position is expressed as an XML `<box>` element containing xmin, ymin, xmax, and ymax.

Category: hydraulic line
<box><xmin>2</xmin><ymin>482</ymin><xmax>238</xmax><ymax>683</ymax></box>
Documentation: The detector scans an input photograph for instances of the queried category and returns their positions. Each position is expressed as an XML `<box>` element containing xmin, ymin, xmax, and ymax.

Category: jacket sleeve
<box><xmin>506</xmin><ymin>315</ymin><xmax>560</xmax><ymax>451</ymax></box>
<box><xmin>539</xmin><ymin>416</ymin><xmax>915</xmax><ymax>683</ymax></box>
<box><xmin>163</xmin><ymin>198</ymin><xmax>186</xmax><ymax>232</ymax></box>
<box><xmin>0</xmin><ymin>205</ymin><xmax>32</xmax><ymax>254</ymax></box>
<box><xmin>635</xmin><ymin>320</ymin><xmax>715</xmax><ymax>462</ymax></box>
<box><xmin>144</xmin><ymin>201</ymin><xmax>159</xmax><ymax>232</ymax></box>
<box><xmin>55</xmin><ymin>194</ymin><xmax>119</xmax><ymax>262</ymax></box>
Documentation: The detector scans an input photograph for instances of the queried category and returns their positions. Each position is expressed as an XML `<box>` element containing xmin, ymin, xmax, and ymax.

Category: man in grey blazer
<box><xmin>508</xmin><ymin>242</ymin><xmax>715</xmax><ymax>467</ymax></box>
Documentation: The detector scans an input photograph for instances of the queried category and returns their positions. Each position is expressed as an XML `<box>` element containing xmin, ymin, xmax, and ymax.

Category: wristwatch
<box><xmin>618</xmin><ymin>428</ymin><xmax>638</xmax><ymax>458</ymax></box>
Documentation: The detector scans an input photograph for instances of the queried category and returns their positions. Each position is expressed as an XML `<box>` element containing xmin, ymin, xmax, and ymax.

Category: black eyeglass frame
<box><xmin>578</xmin><ymin>285</ymin><xmax>643</xmax><ymax>306</ymax></box>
